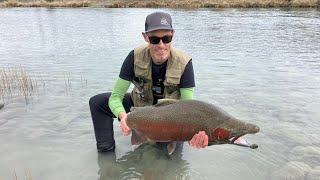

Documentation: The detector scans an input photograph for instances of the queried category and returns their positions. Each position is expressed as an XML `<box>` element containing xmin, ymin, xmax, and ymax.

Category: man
<box><xmin>89</xmin><ymin>11</ymin><xmax>208</xmax><ymax>153</ymax></box>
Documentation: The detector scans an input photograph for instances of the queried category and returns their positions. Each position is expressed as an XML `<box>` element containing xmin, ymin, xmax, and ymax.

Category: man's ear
<box><xmin>142</xmin><ymin>32</ymin><xmax>149</xmax><ymax>43</ymax></box>
<box><xmin>171</xmin><ymin>30</ymin><xmax>175</xmax><ymax>41</ymax></box>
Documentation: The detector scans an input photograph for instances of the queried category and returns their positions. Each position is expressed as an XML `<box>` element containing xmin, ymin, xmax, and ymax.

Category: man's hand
<box><xmin>119</xmin><ymin>112</ymin><xmax>131</xmax><ymax>136</ymax></box>
<box><xmin>188</xmin><ymin>131</ymin><xmax>209</xmax><ymax>149</ymax></box>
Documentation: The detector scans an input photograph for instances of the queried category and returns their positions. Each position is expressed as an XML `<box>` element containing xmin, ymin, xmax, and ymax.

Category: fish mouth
<box><xmin>231</xmin><ymin>136</ymin><xmax>258</xmax><ymax>149</ymax></box>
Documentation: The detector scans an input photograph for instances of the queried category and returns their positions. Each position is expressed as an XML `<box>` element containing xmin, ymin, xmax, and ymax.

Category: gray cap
<box><xmin>145</xmin><ymin>12</ymin><xmax>174</xmax><ymax>32</ymax></box>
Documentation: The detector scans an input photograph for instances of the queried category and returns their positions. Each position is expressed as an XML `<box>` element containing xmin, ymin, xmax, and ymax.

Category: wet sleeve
<box><xmin>179</xmin><ymin>60</ymin><xmax>195</xmax><ymax>88</ymax></box>
<box><xmin>180</xmin><ymin>87</ymin><xmax>194</xmax><ymax>100</ymax></box>
<box><xmin>108</xmin><ymin>77</ymin><xmax>131</xmax><ymax>118</ymax></box>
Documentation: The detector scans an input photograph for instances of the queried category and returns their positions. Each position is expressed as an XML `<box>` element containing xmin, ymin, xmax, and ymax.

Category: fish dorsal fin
<box><xmin>154</xmin><ymin>99</ymin><xmax>178</xmax><ymax>107</ymax></box>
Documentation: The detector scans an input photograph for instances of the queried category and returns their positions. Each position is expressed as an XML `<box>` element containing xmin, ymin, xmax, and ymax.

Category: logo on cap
<box><xmin>161</xmin><ymin>18</ymin><xmax>169</xmax><ymax>26</ymax></box>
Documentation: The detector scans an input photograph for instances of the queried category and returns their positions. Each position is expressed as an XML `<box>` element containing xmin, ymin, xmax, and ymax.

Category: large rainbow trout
<box><xmin>126</xmin><ymin>99</ymin><xmax>260</xmax><ymax>154</ymax></box>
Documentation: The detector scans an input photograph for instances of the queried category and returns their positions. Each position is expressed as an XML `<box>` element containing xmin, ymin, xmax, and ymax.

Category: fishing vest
<box><xmin>131</xmin><ymin>44</ymin><xmax>191</xmax><ymax>107</ymax></box>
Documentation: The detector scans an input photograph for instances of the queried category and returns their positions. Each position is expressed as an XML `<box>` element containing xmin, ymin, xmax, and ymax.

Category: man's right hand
<box><xmin>118</xmin><ymin>112</ymin><xmax>132</xmax><ymax>136</ymax></box>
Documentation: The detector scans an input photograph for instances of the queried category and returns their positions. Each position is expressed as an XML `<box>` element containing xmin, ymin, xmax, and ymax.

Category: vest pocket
<box><xmin>134</xmin><ymin>60</ymin><xmax>149</xmax><ymax>77</ymax></box>
<box><xmin>165</xmin><ymin>69</ymin><xmax>181</xmax><ymax>84</ymax></box>
<box><xmin>164</xmin><ymin>85</ymin><xmax>180</xmax><ymax>99</ymax></box>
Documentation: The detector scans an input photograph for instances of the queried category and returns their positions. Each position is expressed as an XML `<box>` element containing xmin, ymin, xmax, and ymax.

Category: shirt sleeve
<box><xmin>108</xmin><ymin>77</ymin><xmax>131</xmax><ymax>118</ymax></box>
<box><xmin>119</xmin><ymin>50</ymin><xmax>135</xmax><ymax>81</ymax></box>
<box><xmin>180</xmin><ymin>87</ymin><xmax>194</xmax><ymax>100</ymax></box>
<box><xmin>179</xmin><ymin>60</ymin><xmax>195</xmax><ymax>88</ymax></box>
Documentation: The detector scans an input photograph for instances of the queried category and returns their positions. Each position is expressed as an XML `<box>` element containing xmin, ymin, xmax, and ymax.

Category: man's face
<box><xmin>142</xmin><ymin>29</ymin><xmax>175</xmax><ymax>65</ymax></box>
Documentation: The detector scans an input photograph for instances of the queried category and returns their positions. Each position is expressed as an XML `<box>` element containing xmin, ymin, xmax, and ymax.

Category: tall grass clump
<box><xmin>0</xmin><ymin>66</ymin><xmax>39</xmax><ymax>103</ymax></box>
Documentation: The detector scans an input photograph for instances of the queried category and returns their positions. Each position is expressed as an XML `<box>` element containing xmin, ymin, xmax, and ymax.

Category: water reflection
<box><xmin>97</xmin><ymin>143</ymin><xmax>190</xmax><ymax>180</ymax></box>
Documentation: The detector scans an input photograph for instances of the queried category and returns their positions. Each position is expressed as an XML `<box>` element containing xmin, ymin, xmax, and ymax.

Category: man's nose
<box><xmin>157</xmin><ymin>39</ymin><xmax>165</xmax><ymax>46</ymax></box>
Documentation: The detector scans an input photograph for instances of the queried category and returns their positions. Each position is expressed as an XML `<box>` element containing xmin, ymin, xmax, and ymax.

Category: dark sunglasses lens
<box><xmin>149</xmin><ymin>36</ymin><xmax>160</xmax><ymax>44</ymax></box>
<box><xmin>162</xmin><ymin>35</ymin><xmax>173</xmax><ymax>43</ymax></box>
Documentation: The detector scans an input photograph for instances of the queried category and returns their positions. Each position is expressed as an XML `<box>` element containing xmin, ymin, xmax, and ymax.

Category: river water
<box><xmin>0</xmin><ymin>7</ymin><xmax>319</xmax><ymax>180</ymax></box>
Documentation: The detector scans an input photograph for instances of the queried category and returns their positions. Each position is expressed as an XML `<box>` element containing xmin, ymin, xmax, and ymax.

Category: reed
<box><xmin>12</xmin><ymin>168</ymin><xmax>32</xmax><ymax>180</ymax></box>
<box><xmin>13</xmin><ymin>169</ymin><xmax>17</xmax><ymax>180</ymax></box>
<box><xmin>64</xmin><ymin>72</ymin><xmax>72</xmax><ymax>91</ymax></box>
<box><xmin>24</xmin><ymin>168</ymin><xmax>32</xmax><ymax>180</ymax></box>
<box><xmin>0</xmin><ymin>0</ymin><xmax>319</xmax><ymax>7</ymax></box>
<box><xmin>0</xmin><ymin>65</ymin><xmax>88</xmax><ymax>103</ymax></box>
<box><xmin>80</xmin><ymin>72</ymin><xmax>87</xmax><ymax>88</ymax></box>
<box><xmin>0</xmin><ymin>66</ymin><xmax>37</xmax><ymax>103</ymax></box>
<box><xmin>63</xmin><ymin>72</ymin><xmax>88</xmax><ymax>93</ymax></box>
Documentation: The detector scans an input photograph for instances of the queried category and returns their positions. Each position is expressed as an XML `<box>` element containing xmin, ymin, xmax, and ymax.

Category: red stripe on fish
<box><xmin>132</xmin><ymin>120</ymin><xmax>200</xmax><ymax>141</ymax></box>
<box><xmin>211</xmin><ymin>128</ymin><xmax>231</xmax><ymax>140</ymax></box>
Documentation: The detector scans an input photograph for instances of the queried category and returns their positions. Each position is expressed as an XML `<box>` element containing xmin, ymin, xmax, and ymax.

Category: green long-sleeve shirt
<box><xmin>108</xmin><ymin>77</ymin><xmax>194</xmax><ymax>118</ymax></box>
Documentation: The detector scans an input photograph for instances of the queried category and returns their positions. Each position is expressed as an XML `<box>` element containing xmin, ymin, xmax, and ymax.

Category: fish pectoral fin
<box><xmin>154</xmin><ymin>99</ymin><xmax>178</xmax><ymax>107</ymax></box>
<box><xmin>167</xmin><ymin>141</ymin><xmax>177</xmax><ymax>155</ymax></box>
<box><xmin>131</xmin><ymin>130</ymin><xmax>147</xmax><ymax>145</ymax></box>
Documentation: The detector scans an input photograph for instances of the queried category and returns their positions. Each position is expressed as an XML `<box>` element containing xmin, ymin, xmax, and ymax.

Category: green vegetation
<box><xmin>0</xmin><ymin>0</ymin><xmax>319</xmax><ymax>8</ymax></box>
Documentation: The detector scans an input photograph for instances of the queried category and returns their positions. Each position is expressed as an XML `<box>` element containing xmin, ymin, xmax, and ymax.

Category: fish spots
<box><xmin>211</xmin><ymin>128</ymin><xmax>231</xmax><ymax>140</ymax></box>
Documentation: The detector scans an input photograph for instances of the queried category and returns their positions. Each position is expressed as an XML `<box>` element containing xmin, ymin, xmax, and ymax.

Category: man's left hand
<box><xmin>188</xmin><ymin>131</ymin><xmax>209</xmax><ymax>149</ymax></box>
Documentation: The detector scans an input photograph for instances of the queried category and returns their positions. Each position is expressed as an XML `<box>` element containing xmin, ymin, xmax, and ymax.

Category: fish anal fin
<box><xmin>154</xmin><ymin>99</ymin><xmax>178</xmax><ymax>107</ymax></box>
<box><xmin>167</xmin><ymin>141</ymin><xmax>177</xmax><ymax>155</ymax></box>
<box><xmin>131</xmin><ymin>130</ymin><xmax>147</xmax><ymax>145</ymax></box>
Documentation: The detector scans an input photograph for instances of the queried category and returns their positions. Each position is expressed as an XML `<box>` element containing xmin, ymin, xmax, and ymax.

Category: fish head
<box><xmin>208</xmin><ymin>123</ymin><xmax>260</xmax><ymax>149</ymax></box>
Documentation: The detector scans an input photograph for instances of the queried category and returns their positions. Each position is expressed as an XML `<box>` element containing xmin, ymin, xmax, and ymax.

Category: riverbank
<box><xmin>0</xmin><ymin>0</ymin><xmax>319</xmax><ymax>8</ymax></box>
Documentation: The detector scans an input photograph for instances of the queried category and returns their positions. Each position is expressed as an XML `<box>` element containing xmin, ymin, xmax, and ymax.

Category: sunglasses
<box><xmin>148</xmin><ymin>35</ymin><xmax>173</xmax><ymax>44</ymax></box>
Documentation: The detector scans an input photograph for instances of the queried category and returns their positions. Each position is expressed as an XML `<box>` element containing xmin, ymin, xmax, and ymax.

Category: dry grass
<box><xmin>109</xmin><ymin>0</ymin><xmax>320</xmax><ymax>8</ymax></box>
<box><xmin>63</xmin><ymin>72</ymin><xmax>88</xmax><ymax>93</ymax></box>
<box><xmin>12</xmin><ymin>168</ymin><xmax>32</xmax><ymax>180</ymax></box>
<box><xmin>0</xmin><ymin>0</ymin><xmax>92</xmax><ymax>7</ymax></box>
<box><xmin>0</xmin><ymin>0</ymin><xmax>319</xmax><ymax>7</ymax></box>
<box><xmin>0</xmin><ymin>65</ymin><xmax>88</xmax><ymax>104</ymax></box>
<box><xmin>0</xmin><ymin>66</ymin><xmax>38</xmax><ymax>103</ymax></box>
